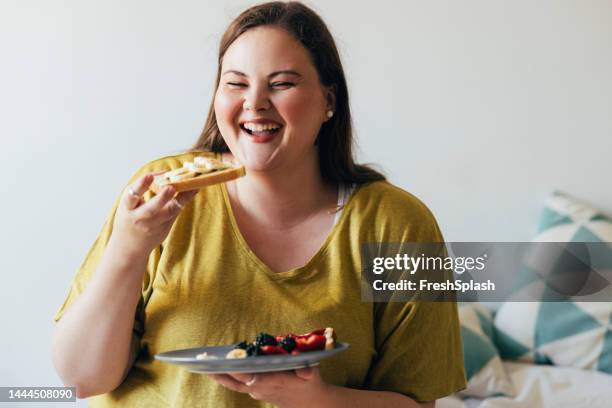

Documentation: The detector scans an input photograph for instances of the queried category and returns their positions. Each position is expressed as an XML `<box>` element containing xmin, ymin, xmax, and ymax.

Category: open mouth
<box><xmin>239</xmin><ymin>123</ymin><xmax>283</xmax><ymax>137</ymax></box>
<box><xmin>239</xmin><ymin>122</ymin><xmax>283</xmax><ymax>144</ymax></box>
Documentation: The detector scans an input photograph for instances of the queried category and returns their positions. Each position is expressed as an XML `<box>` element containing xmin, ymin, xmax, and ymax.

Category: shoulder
<box><xmin>351</xmin><ymin>181</ymin><xmax>437</xmax><ymax>222</ymax></box>
<box><xmin>349</xmin><ymin>181</ymin><xmax>444</xmax><ymax>241</ymax></box>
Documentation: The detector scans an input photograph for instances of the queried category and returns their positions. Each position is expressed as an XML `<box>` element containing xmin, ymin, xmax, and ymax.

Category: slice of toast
<box><xmin>150</xmin><ymin>159</ymin><xmax>245</xmax><ymax>194</ymax></box>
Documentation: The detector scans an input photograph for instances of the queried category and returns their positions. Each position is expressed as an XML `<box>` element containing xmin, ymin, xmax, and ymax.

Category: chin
<box><xmin>240</xmin><ymin>155</ymin><xmax>279</xmax><ymax>173</ymax></box>
<box><xmin>228</xmin><ymin>147</ymin><xmax>278</xmax><ymax>173</ymax></box>
<box><xmin>227</xmin><ymin>138</ymin><xmax>281</xmax><ymax>171</ymax></box>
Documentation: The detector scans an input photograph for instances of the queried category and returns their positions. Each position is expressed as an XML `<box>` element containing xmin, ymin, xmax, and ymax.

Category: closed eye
<box><xmin>227</xmin><ymin>82</ymin><xmax>247</xmax><ymax>88</ymax></box>
<box><xmin>270</xmin><ymin>82</ymin><xmax>295</xmax><ymax>89</ymax></box>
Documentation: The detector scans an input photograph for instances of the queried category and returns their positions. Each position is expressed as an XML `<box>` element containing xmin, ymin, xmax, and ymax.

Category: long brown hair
<box><xmin>192</xmin><ymin>1</ymin><xmax>385</xmax><ymax>185</ymax></box>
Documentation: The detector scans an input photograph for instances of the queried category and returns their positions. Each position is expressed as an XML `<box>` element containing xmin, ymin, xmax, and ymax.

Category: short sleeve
<box><xmin>53</xmin><ymin>165</ymin><xmax>162</xmax><ymax>350</ymax></box>
<box><xmin>365</xmin><ymin>300</ymin><xmax>466</xmax><ymax>402</ymax></box>
<box><xmin>363</xmin><ymin>190</ymin><xmax>467</xmax><ymax>401</ymax></box>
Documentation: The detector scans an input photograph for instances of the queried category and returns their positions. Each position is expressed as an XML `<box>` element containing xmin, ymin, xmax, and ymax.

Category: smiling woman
<box><xmin>52</xmin><ymin>2</ymin><xmax>466</xmax><ymax>407</ymax></box>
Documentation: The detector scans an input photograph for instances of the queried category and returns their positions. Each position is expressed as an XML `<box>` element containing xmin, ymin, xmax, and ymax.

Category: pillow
<box><xmin>493</xmin><ymin>191</ymin><xmax>612</xmax><ymax>374</ymax></box>
<box><xmin>459</xmin><ymin>303</ymin><xmax>515</xmax><ymax>397</ymax></box>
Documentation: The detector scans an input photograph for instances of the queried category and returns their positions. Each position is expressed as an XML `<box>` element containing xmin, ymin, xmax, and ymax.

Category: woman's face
<box><xmin>214</xmin><ymin>26</ymin><xmax>332</xmax><ymax>172</ymax></box>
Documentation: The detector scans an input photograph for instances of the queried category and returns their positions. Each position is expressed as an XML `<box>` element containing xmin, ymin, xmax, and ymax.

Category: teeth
<box><xmin>243</xmin><ymin>122</ymin><xmax>280</xmax><ymax>132</ymax></box>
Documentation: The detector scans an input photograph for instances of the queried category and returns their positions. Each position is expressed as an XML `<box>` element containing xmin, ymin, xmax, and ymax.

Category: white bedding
<box><xmin>438</xmin><ymin>361</ymin><xmax>612</xmax><ymax>408</ymax></box>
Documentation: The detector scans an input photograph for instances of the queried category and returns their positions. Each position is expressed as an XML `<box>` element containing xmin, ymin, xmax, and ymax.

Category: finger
<box><xmin>123</xmin><ymin>173</ymin><xmax>154</xmax><ymax>210</ymax></box>
<box><xmin>132</xmin><ymin>172</ymin><xmax>162</xmax><ymax>196</ymax></box>
<box><xmin>235</xmin><ymin>371</ymin><xmax>293</xmax><ymax>388</ymax></box>
<box><xmin>134</xmin><ymin>185</ymin><xmax>176</xmax><ymax>220</ymax></box>
<box><xmin>207</xmin><ymin>374</ymin><xmax>249</xmax><ymax>393</ymax></box>
<box><xmin>176</xmin><ymin>189</ymin><xmax>199</xmax><ymax>205</ymax></box>
<box><xmin>295</xmin><ymin>366</ymin><xmax>317</xmax><ymax>380</ymax></box>
<box><xmin>294</xmin><ymin>367</ymin><xmax>313</xmax><ymax>380</ymax></box>
<box><xmin>168</xmin><ymin>189</ymin><xmax>199</xmax><ymax>214</ymax></box>
<box><xmin>157</xmin><ymin>217</ymin><xmax>177</xmax><ymax>235</ymax></box>
<box><xmin>157</xmin><ymin>189</ymin><xmax>199</xmax><ymax>222</ymax></box>
<box><xmin>124</xmin><ymin>190</ymin><xmax>143</xmax><ymax>211</ymax></box>
<box><xmin>228</xmin><ymin>373</ymin><xmax>253</xmax><ymax>384</ymax></box>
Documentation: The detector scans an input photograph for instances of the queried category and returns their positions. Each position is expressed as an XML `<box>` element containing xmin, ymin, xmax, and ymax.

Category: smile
<box><xmin>239</xmin><ymin>122</ymin><xmax>283</xmax><ymax>143</ymax></box>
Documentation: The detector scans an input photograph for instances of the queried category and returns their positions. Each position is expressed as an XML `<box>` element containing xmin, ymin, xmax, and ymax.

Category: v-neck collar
<box><xmin>218</xmin><ymin>181</ymin><xmax>357</xmax><ymax>281</ymax></box>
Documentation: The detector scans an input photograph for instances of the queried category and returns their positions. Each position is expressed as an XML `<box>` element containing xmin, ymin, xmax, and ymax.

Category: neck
<box><xmin>227</xmin><ymin>152</ymin><xmax>337</xmax><ymax>229</ymax></box>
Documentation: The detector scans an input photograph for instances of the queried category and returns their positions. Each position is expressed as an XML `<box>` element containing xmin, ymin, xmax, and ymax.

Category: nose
<box><xmin>243</xmin><ymin>84</ymin><xmax>271</xmax><ymax>111</ymax></box>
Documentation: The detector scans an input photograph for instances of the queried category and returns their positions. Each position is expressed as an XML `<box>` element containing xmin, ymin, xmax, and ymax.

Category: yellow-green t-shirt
<box><xmin>54</xmin><ymin>151</ymin><xmax>466</xmax><ymax>407</ymax></box>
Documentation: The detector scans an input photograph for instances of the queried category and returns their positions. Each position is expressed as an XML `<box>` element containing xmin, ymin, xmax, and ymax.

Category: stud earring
<box><xmin>326</xmin><ymin>110</ymin><xmax>334</xmax><ymax>119</ymax></box>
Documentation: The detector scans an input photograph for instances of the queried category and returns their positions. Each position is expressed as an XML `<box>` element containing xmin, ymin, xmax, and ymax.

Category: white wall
<box><xmin>1</xmin><ymin>0</ymin><xmax>610</xmax><ymax>405</ymax></box>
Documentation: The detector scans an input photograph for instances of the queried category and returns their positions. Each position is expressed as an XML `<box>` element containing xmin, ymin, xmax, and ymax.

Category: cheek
<box><xmin>278</xmin><ymin>92</ymin><xmax>324</xmax><ymax>135</ymax></box>
<box><xmin>214</xmin><ymin>89</ymin><xmax>240</xmax><ymax>134</ymax></box>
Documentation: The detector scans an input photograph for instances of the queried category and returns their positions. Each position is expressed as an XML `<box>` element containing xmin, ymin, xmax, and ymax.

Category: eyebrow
<box><xmin>222</xmin><ymin>70</ymin><xmax>302</xmax><ymax>78</ymax></box>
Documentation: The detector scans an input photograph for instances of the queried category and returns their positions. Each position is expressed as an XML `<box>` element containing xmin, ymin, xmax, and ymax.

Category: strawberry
<box><xmin>295</xmin><ymin>334</ymin><xmax>326</xmax><ymax>351</ymax></box>
<box><xmin>260</xmin><ymin>345</ymin><xmax>289</xmax><ymax>355</ymax></box>
<box><xmin>305</xmin><ymin>329</ymin><xmax>325</xmax><ymax>336</ymax></box>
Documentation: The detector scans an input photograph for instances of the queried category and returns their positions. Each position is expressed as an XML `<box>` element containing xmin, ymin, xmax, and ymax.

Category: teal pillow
<box><xmin>459</xmin><ymin>303</ymin><xmax>514</xmax><ymax>397</ymax></box>
<box><xmin>493</xmin><ymin>191</ymin><xmax>612</xmax><ymax>373</ymax></box>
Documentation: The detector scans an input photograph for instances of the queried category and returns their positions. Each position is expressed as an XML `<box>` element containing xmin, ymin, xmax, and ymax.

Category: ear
<box><xmin>324</xmin><ymin>84</ymin><xmax>336</xmax><ymax>121</ymax></box>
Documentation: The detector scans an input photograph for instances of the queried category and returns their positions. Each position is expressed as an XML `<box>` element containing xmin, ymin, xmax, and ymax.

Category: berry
<box><xmin>295</xmin><ymin>334</ymin><xmax>326</xmax><ymax>351</ymax></box>
<box><xmin>245</xmin><ymin>344</ymin><xmax>260</xmax><ymax>356</ymax></box>
<box><xmin>255</xmin><ymin>332</ymin><xmax>277</xmax><ymax>347</ymax></box>
<box><xmin>260</xmin><ymin>345</ymin><xmax>288</xmax><ymax>355</ymax></box>
<box><xmin>279</xmin><ymin>336</ymin><xmax>297</xmax><ymax>352</ymax></box>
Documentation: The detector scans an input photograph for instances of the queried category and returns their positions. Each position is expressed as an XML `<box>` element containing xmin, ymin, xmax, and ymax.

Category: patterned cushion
<box><xmin>459</xmin><ymin>303</ymin><xmax>515</xmax><ymax>397</ymax></box>
<box><xmin>493</xmin><ymin>191</ymin><xmax>612</xmax><ymax>373</ymax></box>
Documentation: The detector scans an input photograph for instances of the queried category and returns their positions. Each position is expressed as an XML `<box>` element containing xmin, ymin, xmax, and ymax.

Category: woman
<box><xmin>53</xmin><ymin>2</ymin><xmax>466</xmax><ymax>407</ymax></box>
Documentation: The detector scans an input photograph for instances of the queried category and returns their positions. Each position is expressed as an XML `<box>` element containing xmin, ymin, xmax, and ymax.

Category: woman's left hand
<box><xmin>207</xmin><ymin>367</ymin><xmax>330</xmax><ymax>407</ymax></box>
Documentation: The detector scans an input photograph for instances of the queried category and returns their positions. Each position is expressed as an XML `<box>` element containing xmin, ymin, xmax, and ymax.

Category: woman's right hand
<box><xmin>111</xmin><ymin>172</ymin><xmax>198</xmax><ymax>257</ymax></box>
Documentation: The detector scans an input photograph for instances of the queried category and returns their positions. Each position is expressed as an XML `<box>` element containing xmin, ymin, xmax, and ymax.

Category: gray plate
<box><xmin>155</xmin><ymin>342</ymin><xmax>350</xmax><ymax>374</ymax></box>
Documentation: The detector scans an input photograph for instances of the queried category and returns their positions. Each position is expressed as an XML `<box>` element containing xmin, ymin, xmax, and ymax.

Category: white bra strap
<box><xmin>333</xmin><ymin>183</ymin><xmax>355</xmax><ymax>225</ymax></box>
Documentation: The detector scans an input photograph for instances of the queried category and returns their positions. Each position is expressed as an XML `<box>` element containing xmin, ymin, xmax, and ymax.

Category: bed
<box><xmin>439</xmin><ymin>361</ymin><xmax>612</xmax><ymax>408</ymax></box>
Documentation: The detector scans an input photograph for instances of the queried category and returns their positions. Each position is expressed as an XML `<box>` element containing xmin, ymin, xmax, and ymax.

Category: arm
<box><xmin>52</xmin><ymin>240</ymin><xmax>149</xmax><ymax>398</ymax></box>
<box><xmin>52</xmin><ymin>174</ymin><xmax>197</xmax><ymax>398</ymax></box>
